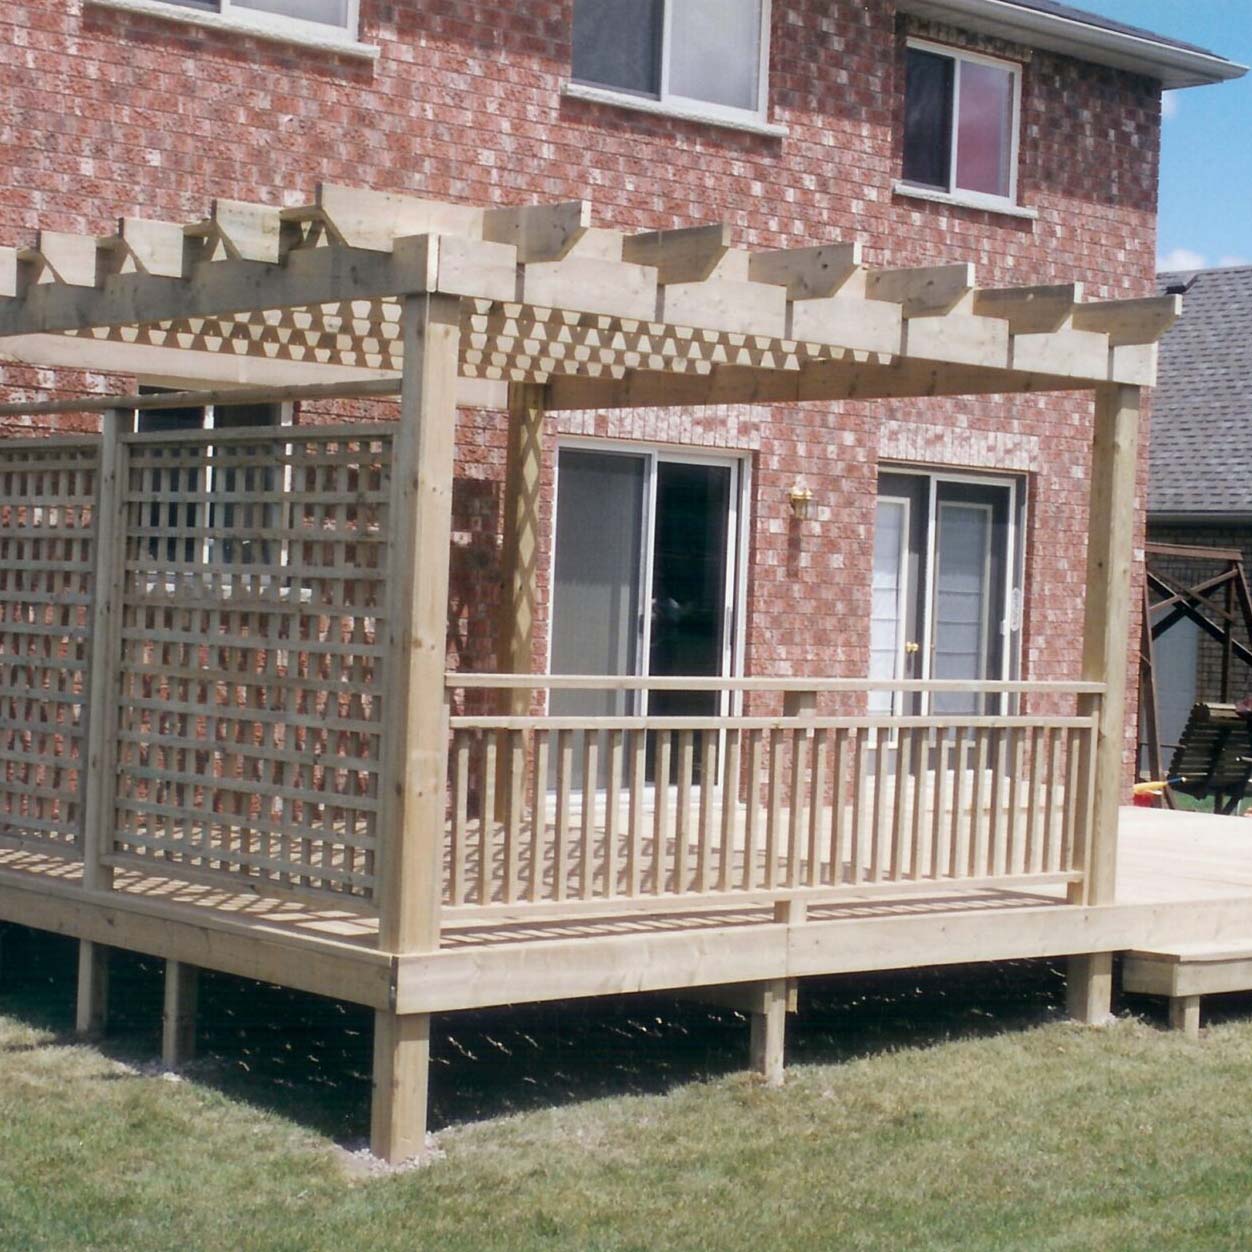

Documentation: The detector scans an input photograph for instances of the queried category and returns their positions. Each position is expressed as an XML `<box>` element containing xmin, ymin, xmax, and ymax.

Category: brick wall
<box><xmin>0</xmin><ymin>1</ymin><xmax>1161</xmax><ymax>761</ymax></box>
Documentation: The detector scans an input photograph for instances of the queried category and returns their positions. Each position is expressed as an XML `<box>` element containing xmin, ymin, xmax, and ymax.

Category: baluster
<box><xmin>604</xmin><ymin>728</ymin><xmax>623</xmax><ymax>898</ymax></box>
<box><xmin>697</xmin><ymin>731</ymin><xmax>717</xmax><ymax>893</ymax></box>
<box><xmin>675</xmin><ymin>729</ymin><xmax>693</xmax><ymax>895</ymax></box>
<box><xmin>807</xmin><ymin>728</ymin><xmax>828</xmax><ymax>888</ymax></box>
<box><xmin>529</xmin><ymin>729</ymin><xmax>549</xmax><ymax>901</ymax></box>
<box><xmin>743</xmin><ymin>729</ymin><xmax>763</xmax><ymax>890</ymax></box>
<box><xmin>504</xmin><ymin>728</ymin><xmax>524</xmax><ymax>904</ymax></box>
<box><xmin>450</xmin><ymin>729</ymin><xmax>469</xmax><ymax>906</ymax></box>
<box><xmin>628</xmin><ymin>729</ymin><xmax>646</xmax><ymax>896</ymax></box>
<box><xmin>554</xmin><ymin>729</ymin><xmax>572</xmax><ymax>902</ymax></box>
<box><xmin>652</xmin><ymin>731</ymin><xmax>671</xmax><ymax>894</ymax></box>
<box><xmin>580</xmin><ymin>731</ymin><xmax>598</xmax><ymax>900</ymax></box>
<box><xmin>718</xmin><ymin>727</ymin><xmax>741</xmax><ymax>893</ymax></box>
<box><xmin>765</xmin><ymin>728</ymin><xmax>784</xmax><ymax>890</ymax></box>
<box><xmin>970</xmin><ymin>728</ymin><xmax>989</xmax><ymax>878</ymax></box>
<box><xmin>478</xmin><ymin>731</ymin><xmax>497</xmax><ymax>905</ymax></box>
<box><xmin>949</xmin><ymin>726</ymin><xmax>967</xmax><ymax>879</ymax></box>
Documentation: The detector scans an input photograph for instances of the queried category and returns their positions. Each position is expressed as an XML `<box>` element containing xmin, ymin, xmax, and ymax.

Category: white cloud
<box><xmin>1161</xmin><ymin>91</ymin><xmax>1179</xmax><ymax>121</ymax></box>
<box><xmin>1218</xmin><ymin>255</ymin><xmax>1251</xmax><ymax>268</ymax></box>
<box><xmin>1158</xmin><ymin>247</ymin><xmax>1207</xmax><ymax>272</ymax></box>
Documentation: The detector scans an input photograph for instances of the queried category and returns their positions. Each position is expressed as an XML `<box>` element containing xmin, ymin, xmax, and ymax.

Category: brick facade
<box><xmin>0</xmin><ymin>1</ymin><xmax>1161</xmax><ymax>762</ymax></box>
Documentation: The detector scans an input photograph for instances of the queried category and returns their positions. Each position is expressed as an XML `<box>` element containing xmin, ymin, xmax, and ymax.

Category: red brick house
<box><xmin>0</xmin><ymin>2</ymin><xmax>1246</xmax><ymax>1160</ymax></box>
<box><xmin>1</xmin><ymin>0</ymin><xmax>1241</xmax><ymax>717</ymax></box>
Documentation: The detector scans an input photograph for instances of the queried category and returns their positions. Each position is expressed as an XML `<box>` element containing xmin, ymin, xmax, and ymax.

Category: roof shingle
<box><xmin>1150</xmin><ymin>266</ymin><xmax>1252</xmax><ymax>516</ymax></box>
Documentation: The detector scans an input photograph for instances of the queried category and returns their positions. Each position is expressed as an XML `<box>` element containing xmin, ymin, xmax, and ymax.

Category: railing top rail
<box><xmin>121</xmin><ymin>422</ymin><xmax>396</xmax><ymax>448</ymax></box>
<box><xmin>446</xmin><ymin>673</ymin><xmax>1107</xmax><ymax>696</ymax></box>
<box><xmin>0</xmin><ymin>435</ymin><xmax>102</xmax><ymax>452</ymax></box>
<box><xmin>449</xmin><ymin>714</ymin><xmax>1100</xmax><ymax>732</ymax></box>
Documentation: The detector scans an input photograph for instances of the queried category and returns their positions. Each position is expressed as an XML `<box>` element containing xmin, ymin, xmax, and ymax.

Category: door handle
<box><xmin>904</xmin><ymin>641</ymin><xmax>921</xmax><ymax>655</ymax></box>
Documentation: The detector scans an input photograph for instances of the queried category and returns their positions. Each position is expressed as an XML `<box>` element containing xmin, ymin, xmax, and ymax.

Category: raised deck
<box><xmin>7</xmin><ymin>808</ymin><xmax>1252</xmax><ymax>1013</ymax></box>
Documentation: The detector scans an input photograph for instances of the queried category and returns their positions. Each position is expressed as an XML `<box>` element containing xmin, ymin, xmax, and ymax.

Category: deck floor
<box><xmin>4</xmin><ymin>807</ymin><xmax>1252</xmax><ymax>949</ymax></box>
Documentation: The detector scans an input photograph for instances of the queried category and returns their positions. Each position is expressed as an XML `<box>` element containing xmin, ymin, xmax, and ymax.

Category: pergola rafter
<box><xmin>0</xmin><ymin>182</ymin><xmax>1179</xmax><ymax>401</ymax></box>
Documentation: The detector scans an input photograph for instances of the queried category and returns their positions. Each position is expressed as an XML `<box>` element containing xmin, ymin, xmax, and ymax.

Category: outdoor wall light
<box><xmin>788</xmin><ymin>483</ymin><xmax>814</xmax><ymax>521</ymax></box>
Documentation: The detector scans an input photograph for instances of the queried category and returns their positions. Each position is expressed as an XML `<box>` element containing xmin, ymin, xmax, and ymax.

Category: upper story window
<box><xmin>162</xmin><ymin>0</ymin><xmax>357</xmax><ymax>38</ymax></box>
<box><xmin>571</xmin><ymin>0</ymin><xmax>770</xmax><ymax>125</ymax></box>
<box><xmin>902</xmin><ymin>39</ymin><xmax>1022</xmax><ymax>210</ymax></box>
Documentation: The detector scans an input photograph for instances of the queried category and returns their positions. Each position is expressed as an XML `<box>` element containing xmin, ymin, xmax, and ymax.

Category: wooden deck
<box><xmin>6</xmin><ymin>806</ymin><xmax>1252</xmax><ymax>1016</ymax></box>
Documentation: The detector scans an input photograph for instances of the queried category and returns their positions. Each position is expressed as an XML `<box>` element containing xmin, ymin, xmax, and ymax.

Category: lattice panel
<box><xmin>111</xmin><ymin>426</ymin><xmax>393</xmax><ymax>901</ymax></box>
<box><xmin>0</xmin><ymin>440</ymin><xmax>99</xmax><ymax>853</ymax></box>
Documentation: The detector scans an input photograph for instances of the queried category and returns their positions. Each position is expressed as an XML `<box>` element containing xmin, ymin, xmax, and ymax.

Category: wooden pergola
<box><xmin>0</xmin><ymin>185</ymin><xmax>1177</xmax><ymax>1161</ymax></box>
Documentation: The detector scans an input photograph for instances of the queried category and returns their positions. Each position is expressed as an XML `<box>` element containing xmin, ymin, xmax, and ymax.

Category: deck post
<box><xmin>161</xmin><ymin>960</ymin><xmax>199</xmax><ymax>1070</ymax></box>
<box><xmin>496</xmin><ymin>382</ymin><xmax>546</xmax><ymax>697</ymax></box>
<box><xmin>1068</xmin><ymin>382</ymin><xmax>1140</xmax><ymax>1022</ymax></box>
<box><xmin>1169</xmin><ymin>995</ymin><xmax>1202</xmax><ymax>1038</ymax></box>
<box><xmin>371</xmin><ymin>291</ymin><xmax>462</xmax><ymax>1163</ymax></box>
<box><xmin>75</xmin><ymin>939</ymin><xmax>109</xmax><ymax>1037</ymax></box>
<box><xmin>81</xmin><ymin>407</ymin><xmax>128</xmax><ymax>893</ymax></box>
<box><xmin>749</xmin><ymin>978</ymin><xmax>789</xmax><ymax>1087</ymax></box>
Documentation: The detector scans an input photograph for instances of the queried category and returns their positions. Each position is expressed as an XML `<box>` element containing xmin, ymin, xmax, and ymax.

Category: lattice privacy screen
<box><xmin>112</xmin><ymin>426</ymin><xmax>394</xmax><ymax>901</ymax></box>
<box><xmin>0</xmin><ymin>440</ymin><xmax>98</xmax><ymax>854</ymax></box>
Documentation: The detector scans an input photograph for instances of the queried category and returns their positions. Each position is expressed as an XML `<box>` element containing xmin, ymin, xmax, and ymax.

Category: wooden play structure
<box><xmin>1139</xmin><ymin>543</ymin><xmax>1252</xmax><ymax>808</ymax></box>
<box><xmin>4</xmin><ymin>185</ymin><xmax>1243</xmax><ymax>1162</ymax></box>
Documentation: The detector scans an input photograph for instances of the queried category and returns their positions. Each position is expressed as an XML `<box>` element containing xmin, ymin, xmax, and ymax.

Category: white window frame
<box><xmin>86</xmin><ymin>0</ymin><xmax>377</xmax><ymax>60</ymax></box>
<box><xmin>566</xmin><ymin>0</ymin><xmax>776</xmax><ymax>134</ymax></box>
<box><xmin>548</xmin><ymin>439</ymin><xmax>749</xmax><ymax>718</ymax></box>
<box><xmin>876</xmin><ymin>465</ymin><xmax>1025</xmax><ymax>717</ymax></box>
<box><xmin>899</xmin><ymin>37</ymin><xmax>1024</xmax><ymax>215</ymax></box>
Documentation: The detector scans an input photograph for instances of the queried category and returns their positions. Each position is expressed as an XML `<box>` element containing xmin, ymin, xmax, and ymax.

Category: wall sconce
<box><xmin>788</xmin><ymin>483</ymin><xmax>814</xmax><ymax>521</ymax></box>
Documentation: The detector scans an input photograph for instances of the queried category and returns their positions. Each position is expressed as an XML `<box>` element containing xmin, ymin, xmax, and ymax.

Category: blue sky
<box><xmin>1079</xmin><ymin>1</ymin><xmax>1251</xmax><ymax>271</ymax></box>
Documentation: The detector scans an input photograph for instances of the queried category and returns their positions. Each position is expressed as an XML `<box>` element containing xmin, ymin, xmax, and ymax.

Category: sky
<box><xmin>1077</xmin><ymin>0</ymin><xmax>1251</xmax><ymax>271</ymax></box>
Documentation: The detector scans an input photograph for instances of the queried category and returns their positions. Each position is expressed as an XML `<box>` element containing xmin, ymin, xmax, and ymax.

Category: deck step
<box><xmin>1123</xmin><ymin>942</ymin><xmax>1252</xmax><ymax>1036</ymax></box>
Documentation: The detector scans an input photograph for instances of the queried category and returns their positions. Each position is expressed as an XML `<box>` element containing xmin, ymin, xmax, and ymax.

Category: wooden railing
<box><xmin>444</xmin><ymin>676</ymin><xmax>1103</xmax><ymax>918</ymax></box>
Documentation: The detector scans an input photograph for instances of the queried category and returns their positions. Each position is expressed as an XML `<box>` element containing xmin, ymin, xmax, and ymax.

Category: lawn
<box><xmin>3</xmin><ymin>929</ymin><xmax>1252</xmax><ymax>1251</ymax></box>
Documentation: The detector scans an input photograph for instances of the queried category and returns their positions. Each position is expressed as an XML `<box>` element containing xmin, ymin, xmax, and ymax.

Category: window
<box><xmin>902</xmin><ymin>40</ymin><xmax>1021</xmax><ymax>209</ymax></box>
<box><xmin>571</xmin><ymin>0</ymin><xmax>770</xmax><ymax>124</ymax></box>
<box><xmin>159</xmin><ymin>0</ymin><xmax>357</xmax><ymax>38</ymax></box>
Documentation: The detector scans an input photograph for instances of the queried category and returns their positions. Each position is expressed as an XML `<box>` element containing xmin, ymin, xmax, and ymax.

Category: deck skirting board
<box><xmin>394</xmin><ymin>896</ymin><xmax>1252</xmax><ymax>1014</ymax></box>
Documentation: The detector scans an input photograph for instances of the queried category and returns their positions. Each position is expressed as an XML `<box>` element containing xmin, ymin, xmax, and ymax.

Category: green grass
<box><xmin>5</xmin><ymin>946</ymin><xmax>1252</xmax><ymax>1250</ymax></box>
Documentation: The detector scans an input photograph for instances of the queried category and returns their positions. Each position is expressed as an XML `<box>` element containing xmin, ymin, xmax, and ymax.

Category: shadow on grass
<box><xmin>7</xmin><ymin>920</ymin><xmax>1244</xmax><ymax>1148</ymax></box>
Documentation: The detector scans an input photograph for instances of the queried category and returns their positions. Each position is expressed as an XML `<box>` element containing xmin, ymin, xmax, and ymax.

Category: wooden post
<box><xmin>1169</xmin><ymin>994</ymin><xmax>1202</xmax><ymax>1038</ymax></box>
<box><xmin>1068</xmin><ymin>383</ymin><xmax>1140</xmax><ymax>1022</ymax></box>
<box><xmin>496</xmin><ymin>382</ymin><xmax>546</xmax><ymax>698</ymax></box>
<box><xmin>371</xmin><ymin>1011</ymin><xmax>432</xmax><ymax>1164</ymax></box>
<box><xmin>75</xmin><ymin>940</ymin><xmax>109</xmax><ymax>1037</ymax></box>
<box><xmin>371</xmin><ymin>291</ymin><xmax>462</xmax><ymax>1163</ymax></box>
<box><xmin>749</xmin><ymin>978</ymin><xmax>789</xmax><ymax>1087</ymax></box>
<box><xmin>494</xmin><ymin>383</ymin><xmax>546</xmax><ymax>817</ymax></box>
<box><xmin>162</xmin><ymin>960</ymin><xmax>199</xmax><ymax>1070</ymax></box>
<box><xmin>81</xmin><ymin>407</ymin><xmax>128</xmax><ymax>892</ymax></box>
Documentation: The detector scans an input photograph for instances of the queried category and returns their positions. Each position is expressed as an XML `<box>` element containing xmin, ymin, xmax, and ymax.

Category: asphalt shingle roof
<box><xmin>1150</xmin><ymin>266</ymin><xmax>1252</xmax><ymax>516</ymax></box>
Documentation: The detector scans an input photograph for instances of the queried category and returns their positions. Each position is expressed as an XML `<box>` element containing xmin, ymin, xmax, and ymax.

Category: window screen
<box><xmin>234</xmin><ymin>0</ymin><xmax>351</xmax><ymax>27</ymax></box>
<box><xmin>668</xmin><ymin>0</ymin><xmax>762</xmax><ymax>112</ymax></box>
<box><xmin>572</xmin><ymin>0</ymin><xmax>663</xmax><ymax>97</ymax></box>
<box><xmin>902</xmin><ymin>47</ymin><xmax>954</xmax><ymax>190</ymax></box>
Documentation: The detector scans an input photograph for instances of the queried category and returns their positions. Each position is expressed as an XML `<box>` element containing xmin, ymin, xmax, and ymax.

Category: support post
<box><xmin>749</xmin><ymin>978</ymin><xmax>789</xmax><ymax>1087</ymax></box>
<box><xmin>1169</xmin><ymin>994</ymin><xmax>1202</xmax><ymax>1039</ymax></box>
<box><xmin>496</xmin><ymin>382</ymin><xmax>546</xmax><ymax>699</ymax></box>
<box><xmin>370</xmin><ymin>1010</ymin><xmax>432</xmax><ymax>1165</ymax></box>
<box><xmin>81</xmin><ymin>407</ymin><xmax>128</xmax><ymax>891</ymax></box>
<box><xmin>1065</xmin><ymin>952</ymin><xmax>1113</xmax><ymax>1026</ymax></box>
<box><xmin>75</xmin><ymin>939</ymin><xmax>109</xmax><ymax>1037</ymax></box>
<box><xmin>1068</xmin><ymin>384</ymin><xmax>1139</xmax><ymax>1022</ymax></box>
<box><xmin>161</xmin><ymin>960</ymin><xmax>199</xmax><ymax>1070</ymax></box>
<box><xmin>372</xmin><ymin>291</ymin><xmax>462</xmax><ymax>1163</ymax></box>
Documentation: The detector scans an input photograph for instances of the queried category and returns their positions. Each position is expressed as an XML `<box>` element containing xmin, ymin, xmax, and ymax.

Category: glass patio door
<box><xmin>549</xmin><ymin>446</ymin><xmax>740</xmax><ymax>784</ymax></box>
<box><xmin>873</xmin><ymin>471</ymin><xmax>1019</xmax><ymax>716</ymax></box>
